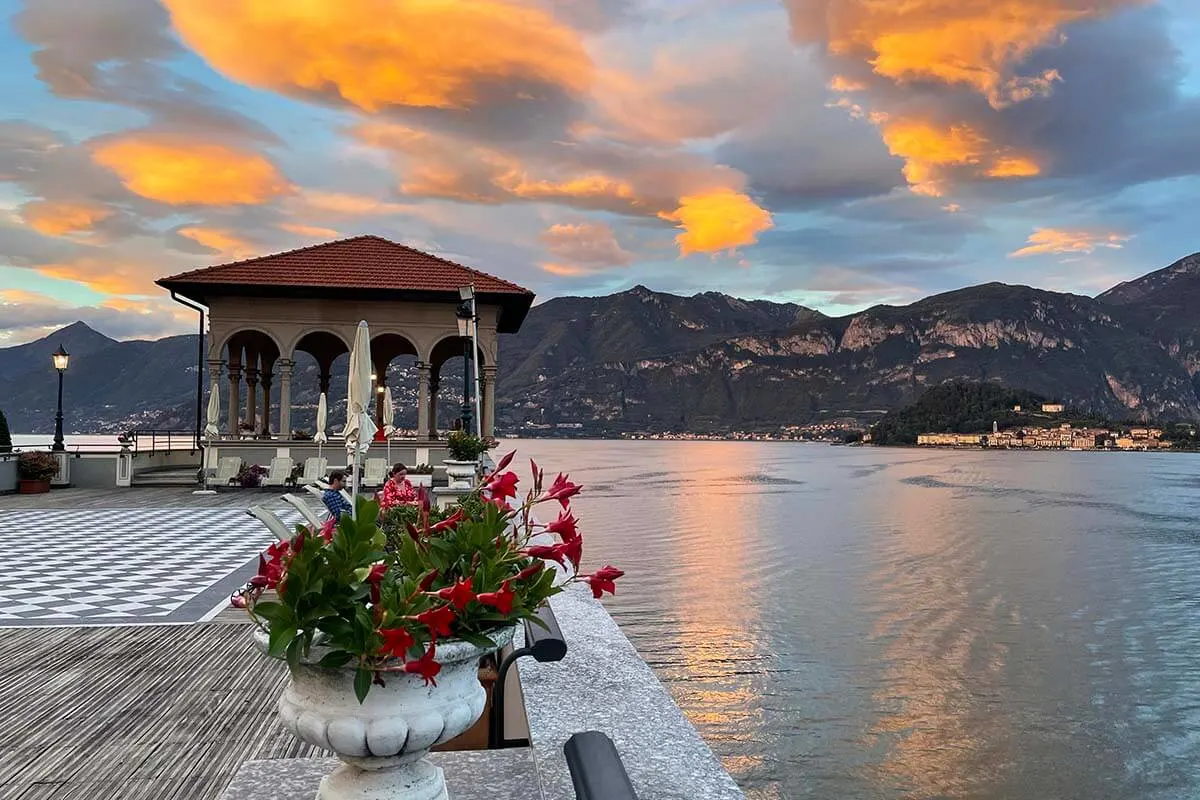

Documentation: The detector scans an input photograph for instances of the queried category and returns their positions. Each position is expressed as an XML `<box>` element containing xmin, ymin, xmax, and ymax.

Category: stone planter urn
<box><xmin>18</xmin><ymin>479</ymin><xmax>50</xmax><ymax>494</ymax></box>
<box><xmin>254</xmin><ymin>625</ymin><xmax>514</xmax><ymax>800</ymax></box>
<box><xmin>442</xmin><ymin>460</ymin><xmax>478</xmax><ymax>491</ymax></box>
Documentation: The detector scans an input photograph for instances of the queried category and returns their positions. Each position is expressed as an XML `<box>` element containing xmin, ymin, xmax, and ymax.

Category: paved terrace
<box><xmin>0</xmin><ymin>487</ymin><xmax>743</xmax><ymax>800</ymax></box>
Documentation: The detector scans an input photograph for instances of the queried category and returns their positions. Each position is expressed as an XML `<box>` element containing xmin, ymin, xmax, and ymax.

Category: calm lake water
<box><xmin>507</xmin><ymin>440</ymin><xmax>1200</xmax><ymax>800</ymax></box>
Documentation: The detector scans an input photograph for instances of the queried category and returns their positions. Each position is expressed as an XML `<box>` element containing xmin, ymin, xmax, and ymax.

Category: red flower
<box><xmin>485</xmin><ymin>494</ymin><xmax>514</xmax><ymax>514</ymax></box>
<box><xmin>494</xmin><ymin>450</ymin><xmax>515</xmax><ymax>473</ymax></box>
<box><xmin>485</xmin><ymin>470</ymin><xmax>519</xmax><ymax>501</ymax></box>
<box><xmin>585</xmin><ymin>565</ymin><xmax>624</xmax><ymax>598</ymax></box>
<box><xmin>404</xmin><ymin>643</ymin><xmax>442</xmax><ymax>687</ymax></box>
<box><xmin>366</xmin><ymin>563</ymin><xmax>387</xmax><ymax>584</ymax></box>
<box><xmin>543</xmin><ymin>473</ymin><xmax>581</xmax><ymax>507</ymax></box>
<box><xmin>417</xmin><ymin>569</ymin><xmax>440</xmax><ymax>592</ymax></box>
<box><xmin>416</xmin><ymin>605</ymin><xmax>456</xmax><ymax>637</ymax></box>
<box><xmin>523</xmin><ymin>543</ymin><xmax>568</xmax><ymax>567</ymax></box>
<box><xmin>476</xmin><ymin>581</ymin><xmax>515</xmax><ymax>615</ymax></box>
<box><xmin>561</xmin><ymin>535</ymin><xmax>583</xmax><ymax>570</ymax></box>
<box><xmin>546</xmin><ymin>510</ymin><xmax>579</xmax><ymax>542</ymax></box>
<box><xmin>379</xmin><ymin>627</ymin><xmax>414</xmax><ymax>659</ymax></box>
<box><xmin>230</xmin><ymin>592</ymin><xmax>248</xmax><ymax>609</ymax></box>
<box><xmin>428</xmin><ymin>509</ymin><xmax>464</xmax><ymax>534</ymax></box>
<box><xmin>435</xmin><ymin>576</ymin><xmax>475</xmax><ymax>610</ymax></box>
<box><xmin>319</xmin><ymin>517</ymin><xmax>336</xmax><ymax>543</ymax></box>
<box><xmin>514</xmin><ymin>562</ymin><xmax>543</xmax><ymax>582</ymax></box>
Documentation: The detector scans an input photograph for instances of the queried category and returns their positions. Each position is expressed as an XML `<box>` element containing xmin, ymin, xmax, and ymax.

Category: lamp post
<box><xmin>51</xmin><ymin>344</ymin><xmax>69</xmax><ymax>452</ymax></box>
<box><xmin>455</xmin><ymin>299</ymin><xmax>474</xmax><ymax>434</ymax></box>
<box><xmin>458</xmin><ymin>285</ymin><xmax>483</xmax><ymax>439</ymax></box>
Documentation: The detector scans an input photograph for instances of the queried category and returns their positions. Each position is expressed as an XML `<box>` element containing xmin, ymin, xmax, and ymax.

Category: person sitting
<box><xmin>378</xmin><ymin>463</ymin><xmax>418</xmax><ymax>508</ymax></box>
<box><xmin>322</xmin><ymin>470</ymin><xmax>353</xmax><ymax>519</ymax></box>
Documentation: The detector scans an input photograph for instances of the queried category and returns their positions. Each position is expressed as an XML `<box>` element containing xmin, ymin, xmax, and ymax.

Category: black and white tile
<box><xmin>0</xmin><ymin>507</ymin><xmax>299</xmax><ymax>626</ymax></box>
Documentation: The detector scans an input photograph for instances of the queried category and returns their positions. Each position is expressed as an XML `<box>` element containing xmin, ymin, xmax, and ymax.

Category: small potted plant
<box><xmin>17</xmin><ymin>451</ymin><xmax>59</xmax><ymax>494</ymax></box>
<box><xmin>408</xmin><ymin>463</ymin><xmax>434</xmax><ymax>488</ymax></box>
<box><xmin>444</xmin><ymin>430</ymin><xmax>487</xmax><ymax>490</ymax></box>
<box><xmin>234</xmin><ymin>452</ymin><xmax>622</xmax><ymax>800</ymax></box>
<box><xmin>237</xmin><ymin>463</ymin><xmax>268</xmax><ymax>488</ymax></box>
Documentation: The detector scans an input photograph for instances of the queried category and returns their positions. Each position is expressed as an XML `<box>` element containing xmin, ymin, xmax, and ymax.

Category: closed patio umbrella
<box><xmin>382</xmin><ymin>385</ymin><xmax>395</xmax><ymax>464</ymax></box>
<box><xmin>197</xmin><ymin>380</ymin><xmax>221</xmax><ymax>493</ymax></box>
<box><xmin>342</xmin><ymin>320</ymin><xmax>377</xmax><ymax>515</ymax></box>
<box><xmin>314</xmin><ymin>392</ymin><xmax>328</xmax><ymax>460</ymax></box>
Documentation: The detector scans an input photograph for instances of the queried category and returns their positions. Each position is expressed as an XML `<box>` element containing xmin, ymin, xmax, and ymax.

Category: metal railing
<box><xmin>489</xmin><ymin>603</ymin><xmax>567</xmax><ymax>749</ymax></box>
<box><xmin>564</xmin><ymin>731</ymin><xmax>639</xmax><ymax>800</ymax></box>
<box><xmin>126</xmin><ymin>429</ymin><xmax>199</xmax><ymax>455</ymax></box>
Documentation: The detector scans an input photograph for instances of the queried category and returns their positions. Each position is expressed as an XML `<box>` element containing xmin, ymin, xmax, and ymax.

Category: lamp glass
<box><xmin>52</xmin><ymin>346</ymin><xmax>69</xmax><ymax>371</ymax></box>
<box><xmin>458</xmin><ymin>285</ymin><xmax>474</xmax><ymax>300</ymax></box>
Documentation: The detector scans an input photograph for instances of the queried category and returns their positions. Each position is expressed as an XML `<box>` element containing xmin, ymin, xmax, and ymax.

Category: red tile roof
<box><xmin>158</xmin><ymin>235</ymin><xmax>531</xmax><ymax>295</ymax></box>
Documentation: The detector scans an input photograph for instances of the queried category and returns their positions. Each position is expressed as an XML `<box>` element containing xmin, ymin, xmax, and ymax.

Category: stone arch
<box><xmin>219</xmin><ymin>327</ymin><xmax>284</xmax><ymax>364</ymax></box>
<box><xmin>290</xmin><ymin>328</ymin><xmax>351</xmax><ymax>363</ymax></box>
<box><xmin>428</xmin><ymin>333</ymin><xmax>490</xmax><ymax>371</ymax></box>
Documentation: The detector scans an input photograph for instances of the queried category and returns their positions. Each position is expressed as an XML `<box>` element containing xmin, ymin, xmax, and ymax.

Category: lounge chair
<box><xmin>301</xmin><ymin>457</ymin><xmax>328</xmax><ymax>484</ymax></box>
<box><xmin>362</xmin><ymin>458</ymin><xmax>388</xmax><ymax>487</ymax></box>
<box><xmin>215</xmin><ymin>457</ymin><xmax>242</xmax><ymax>486</ymax></box>
<box><xmin>262</xmin><ymin>456</ymin><xmax>294</xmax><ymax>488</ymax></box>
<box><xmin>281</xmin><ymin>493</ymin><xmax>325</xmax><ymax>529</ymax></box>
<box><xmin>246</xmin><ymin>505</ymin><xmax>296</xmax><ymax>542</ymax></box>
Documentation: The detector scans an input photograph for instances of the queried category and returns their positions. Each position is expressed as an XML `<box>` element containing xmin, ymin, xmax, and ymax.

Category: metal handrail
<box><xmin>127</xmin><ymin>429</ymin><xmax>199</xmax><ymax>455</ymax></box>
<box><xmin>488</xmin><ymin>603</ymin><xmax>567</xmax><ymax>749</ymax></box>
<box><xmin>564</xmin><ymin>731</ymin><xmax>639</xmax><ymax>800</ymax></box>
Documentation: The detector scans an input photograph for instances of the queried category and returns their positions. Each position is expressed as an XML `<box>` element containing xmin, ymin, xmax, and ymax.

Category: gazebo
<box><xmin>157</xmin><ymin>235</ymin><xmax>533</xmax><ymax>465</ymax></box>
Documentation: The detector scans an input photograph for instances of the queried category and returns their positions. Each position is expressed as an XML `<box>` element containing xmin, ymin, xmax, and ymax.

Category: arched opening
<box><xmin>224</xmin><ymin>329</ymin><xmax>281</xmax><ymax>438</ymax></box>
<box><xmin>289</xmin><ymin>330</ymin><xmax>351</xmax><ymax>439</ymax></box>
<box><xmin>371</xmin><ymin>333</ymin><xmax>420</xmax><ymax>435</ymax></box>
<box><xmin>429</xmin><ymin>335</ymin><xmax>489</xmax><ymax>439</ymax></box>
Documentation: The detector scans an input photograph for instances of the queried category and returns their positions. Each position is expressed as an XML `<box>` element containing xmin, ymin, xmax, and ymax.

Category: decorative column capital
<box><xmin>277</xmin><ymin>358</ymin><xmax>294</xmax><ymax>377</ymax></box>
<box><xmin>482</xmin><ymin>364</ymin><xmax>498</xmax><ymax>380</ymax></box>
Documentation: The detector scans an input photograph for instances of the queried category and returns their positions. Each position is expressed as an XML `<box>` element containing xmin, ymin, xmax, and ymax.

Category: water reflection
<box><xmin>506</xmin><ymin>441</ymin><xmax>1200</xmax><ymax>799</ymax></box>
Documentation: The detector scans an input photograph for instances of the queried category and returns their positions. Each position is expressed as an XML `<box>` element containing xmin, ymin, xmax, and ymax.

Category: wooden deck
<box><xmin>0</xmin><ymin>622</ymin><xmax>322</xmax><ymax>799</ymax></box>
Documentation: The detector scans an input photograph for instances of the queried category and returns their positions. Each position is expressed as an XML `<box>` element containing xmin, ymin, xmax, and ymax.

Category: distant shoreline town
<box><xmin>913</xmin><ymin>402</ymin><xmax>1175</xmax><ymax>451</ymax></box>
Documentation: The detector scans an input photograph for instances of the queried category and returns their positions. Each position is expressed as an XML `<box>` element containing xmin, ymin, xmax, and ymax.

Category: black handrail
<box><xmin>126</xmin><ymin>429</ymin><xmax>200</xmax><ymax>454</ymax></box>
<box><xmin>564</xmin><ymin>731</ymin><xmax>639</xmax><ymax>800</ymax></box>
<box><xmin>488</xmin><ymin>603</ymin><xmax>567</xmax><ymax>749</ymax></box>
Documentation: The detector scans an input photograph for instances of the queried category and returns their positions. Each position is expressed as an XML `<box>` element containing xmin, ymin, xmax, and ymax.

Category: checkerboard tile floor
<box><xmin>0</xmin><ymin>507</ymin><xmax>300</xmax><ymax>626</ymax></box>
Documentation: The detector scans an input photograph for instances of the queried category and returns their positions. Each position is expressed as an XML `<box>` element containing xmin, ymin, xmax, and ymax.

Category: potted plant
<box><xmin>408</xmin><ymin>463</ymin><xmax>434</xmax><ymax>488</ymax></box>
<box><xmin>237</xmin><ymin>463</ymin><xmax>268</xmax><ymax>488</ymax></box>
<box><xmin>17</xmin><ymin>451</ymin><xmax>59</xmax><ymax>494</ymax></box>
<box><xmin>234</xmin><ymin>452</ymin><xmax>622</xmax><ymax>800</ymax></box>
<box><xmin>444</xmin><ymin>431</ymin><xmax>487</xmax><ymax>490</ymax></box>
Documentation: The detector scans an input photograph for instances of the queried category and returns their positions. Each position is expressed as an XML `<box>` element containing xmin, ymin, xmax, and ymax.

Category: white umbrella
<box><xmin>199</xmin><ymin>380</ymin><xmax>220</xmax><ymax>493</ymax></box>
<box><xmin>342</xmin><ymin>320</ymin><xmax>377</xmax><ymax>515</ymax></box>
<box><xmin>382</xmin><ymin>385</ymin><xmax>395</xmax><ymax>464</ymax></box>
<box><xmin>314</xmin><ymin>392</ymin><xmax>328</xmax><ymax>460</ymax></box>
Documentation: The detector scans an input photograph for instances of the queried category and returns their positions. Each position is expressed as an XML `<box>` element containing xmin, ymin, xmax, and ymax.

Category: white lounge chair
<box><xmin>215</xmin><ymin>457</ymin><xmax>242</xmax><ymax>486</ymax></box>
<box><xmin>281</xmin><ymin>493</ymin><xmax>325</xmax><ymax>529</ymax></box>
<box><xmin>246</xmin><ymin>506</ymin><xmax>296</xmax><ymax>542</ymax></box>
<box><xmin>362</xmin><ymin>458</ymin><xmax>388</xmax><ymax>487</ymax></box>
<box><xmin>262</xmin><ymin>456</ymin><xmax>294</xmax><ymax>487</ymax></box>
<box><xmin>301</xmin><ymin>457</ymin><xmax>328</xmax><ymax>484</ymax></box>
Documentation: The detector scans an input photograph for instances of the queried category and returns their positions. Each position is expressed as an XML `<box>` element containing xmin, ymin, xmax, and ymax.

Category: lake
<box><xmin>507</xmin><ymin>440</ymin><xmax>1200</xmax><ymax>800</ymax></box>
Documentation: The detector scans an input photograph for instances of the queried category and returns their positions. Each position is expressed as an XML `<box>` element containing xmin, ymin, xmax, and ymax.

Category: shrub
<box><xmin>410</xmin><ymin>463</ymin><xmax>434</xmax><ymax>475</ymax></box>
<box><xmin>18</xmin><ymin>451</ymin><xmax>59</xmax><ymax>481</ymax></box>
<box><xmin>237</xmin><ymin>463</ymin><xmax>269</xmax><ymax>488</ymax></box>
<box><xmin>447</xmin><ymin>430</ymin><xmax>488</xmax><ymax>461</ymax></box>
<box><xmin>0</xmin><ymin>409</ymin><xmax>11</xmax><ymax>453</ymax></box>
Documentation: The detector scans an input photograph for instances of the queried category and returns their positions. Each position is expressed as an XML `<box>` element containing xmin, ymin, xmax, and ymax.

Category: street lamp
<box><xmin>51</xmin><ymin>344</ymin><xmax>69</xmax><ymax>452</ymax></box>
<box><xmin>456</xmin><ymin>298</ymin><xmax>474</xmax><ymax>434</ymax></box>
<box><xmin>458</xmin><ymin>285</ymin><xmax>483</xmax><ymax>439</ymax></box>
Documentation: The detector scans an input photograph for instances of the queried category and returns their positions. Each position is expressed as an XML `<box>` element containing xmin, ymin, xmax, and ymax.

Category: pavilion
<box><xmin>156</xmin><ymin>235</ymin><xmax>534</xmax><ymax>452</ymax></box>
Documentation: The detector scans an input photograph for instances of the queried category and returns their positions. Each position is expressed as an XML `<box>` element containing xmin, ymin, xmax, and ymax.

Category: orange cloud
<box><xmin>37</xmin><ymin>257</ymin><xmax>157</xmax><ymax>295</ymax></box>
<box><xmin>1009</xmin><ymin>227</ymin><xmax>1130</xmax><ymax>257</ymax></box>
<box><xmin>793</xmin><ymin>0</ymin><xmax>1134</xmax><ymax>108</ymax></box>
<box><xmin>279</xmin><ymin>223</ymin><xmax>339</xmax><ymax>239</ymax></box>
<box><xmin>877</xmin><ymin>118</ymin><xmax>1040</xmax><ymax>195</ymax></box>
<box><xmin>19</xmin><ymin>200</ymin><xmax>113</xmax><ymax>236</ymax></box>
<box><xmin>177</xmin><ymin>226</ymin><xmax>256</xmax><ymax>258</ymax></box>
<box><xmin>658</xmin><ymin>189</ymin><xmax>773</xmax><ymax>256</ymax></box>
<box><xmin>540</xmin><ymin>262</ymin><xmax>589</xmax><ymax>277</ymax></box>
<box><xmin>504</xmin><ymin>173</ymin><xmax>641</xmax><ymax>208</ymax></box>
<box><xmin>540</xmin><ymin>221</ymin><xmax>634</xmax><ymax>273</ymax></box>
<box><xmin>162</xmin><ymin>0</ymin><xmax>593</xmax><ymax>112</ymax></box>
<box><xmin>91</xmin><ymin>132</ymin><xmax>291</xmax><ymax>206</ymax></box>
<box><xmin>297</xmin><ymin>190</ymin><xmax>407</xmax><ymax>216</ymax></box>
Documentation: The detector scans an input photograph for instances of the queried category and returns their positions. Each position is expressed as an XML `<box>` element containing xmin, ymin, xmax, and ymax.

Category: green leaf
<box><xmin>268</xmin><ymin>625</ymin><xmax>297</xmax><ymax>659</ymax></box>
<box><xmin>354</xmin><ymin>667</ymin><xmax>373</xmax><ymax>704</ymax></box>
<box><xmin>319</xmin><ymin>650</ymin><xmax>355</xmax><ymax>669</ymax></box>
<box><xmin>286</xmin><ymin>636</ymin><xmax>304</xmax><ymax>671</ymax></box>
<box><xmin>457</xmin><ymin>630</ymin><xmax>500</xmax><ymax>649</ymax></box>
<box><xmin>252</xmin><ymin>601</ymin><xmax>290</xmax><ymax>624</ymax></box>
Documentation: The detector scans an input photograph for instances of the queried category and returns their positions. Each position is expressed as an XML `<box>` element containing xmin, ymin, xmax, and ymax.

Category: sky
<box><xmin>1</xmin><ymin>0</ymin><xmax>1199</xmax><ymax>344</ymax></box>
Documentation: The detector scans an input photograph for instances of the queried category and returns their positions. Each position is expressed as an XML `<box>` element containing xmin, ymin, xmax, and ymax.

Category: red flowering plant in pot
<box><xmin>233</xmin><ymin>452</ymin><xmax>622</xmax><ymax>800</ymax></box>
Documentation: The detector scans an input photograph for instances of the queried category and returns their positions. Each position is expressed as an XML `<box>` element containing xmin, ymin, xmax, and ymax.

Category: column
<box><xmin>417</xmin><ymin>361</ymin><xmax>431</xmax><ymax>440</ymax></box>
<box><xmin>244</xmin><ymin>363</ymin><xmax>259</xmax><ymax>433</ymax></box>
<box><xmin>259</xmin><ymin>367</ymin><xmax>273</xmax><ymax>437</ymax></box>
<box><xmin>428</xmin><ymin>376</ymin><xmax>440</xmax><ymax>440</ymax></box>
<box><xmin>482</xmin><ymin>365</ymin><xmax>497</xmax><ymax>440</ymax></box>
<box><xmin>278</xmin><ymin>359</ymin><xmax>293</xmax><ymax>439</ymax></box>
<box><xmin>227</xmin><ymin>364</ymin><xmax>242</xmax><ymax>435</ymax></box>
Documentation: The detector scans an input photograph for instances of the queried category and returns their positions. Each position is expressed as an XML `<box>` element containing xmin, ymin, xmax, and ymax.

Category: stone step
<box><xmin>132</xmin><ymin>466</ymin><xmax>202</xmax><ymax>487</ymax></box>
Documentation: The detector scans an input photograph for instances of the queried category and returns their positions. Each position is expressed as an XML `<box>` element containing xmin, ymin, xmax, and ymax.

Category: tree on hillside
<box><xmin>0</xmin><ymin>409</ymin><xmax>11</xmax><ymax>453</ymax></box>
<box><xmin>870</xmin><ymin>382</ymin><xmax>1048</xmax><ymax>445</ymax></box>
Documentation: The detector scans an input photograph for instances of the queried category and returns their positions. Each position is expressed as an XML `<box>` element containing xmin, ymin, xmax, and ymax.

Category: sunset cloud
<box><xmin>162</xmin><ymin>0</ymin><xmax>593</xmax><ymax>112</ymax></box>
<box><xmin>1009</xmin><ymin>227</ymin><xmax>1131</xmax><ymax>257</ymax></box>
<box><xmin>278</xmin><ymin>223</ymin><xmax>340</xmax><ymax>239</ymax></box>
<box><xmin>658</xmin><ymin>189</ymin><xmax>774</xmax><ymax>256</ymax></box>
<box><xmin>90</xmin><ymin>132</ymin><xmax>291</xmax><ymax>206</ymax></box>
<box><xmin>175</xmin><ymin>226</ymin><xmax>256</xmax><ymax>258</ymax></box>
<box><xmin>540</xmin><ymin>221</ymin><xmax>634</xmax><ymax>275</ymax></box>
<box><xmin>877</xmin><ymin>119</ymin><xmax>1040</xmax><ymax>195</ymax></box>
<box><xmin>19</xmin><ymin>200</ymin><xmax>113</xmax><ymax>237</ymax></box>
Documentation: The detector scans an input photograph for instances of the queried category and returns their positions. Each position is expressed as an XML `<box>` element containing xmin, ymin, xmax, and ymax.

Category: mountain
<box><xmin>4</xmin><ymin>254</ymin><xmax>1200</xmax><ymax>434</ymax></box>
<box><xmin>1097</xmin><ymin>252</ymin><xmax>1200</xmax><ymax>387</ymax></box>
